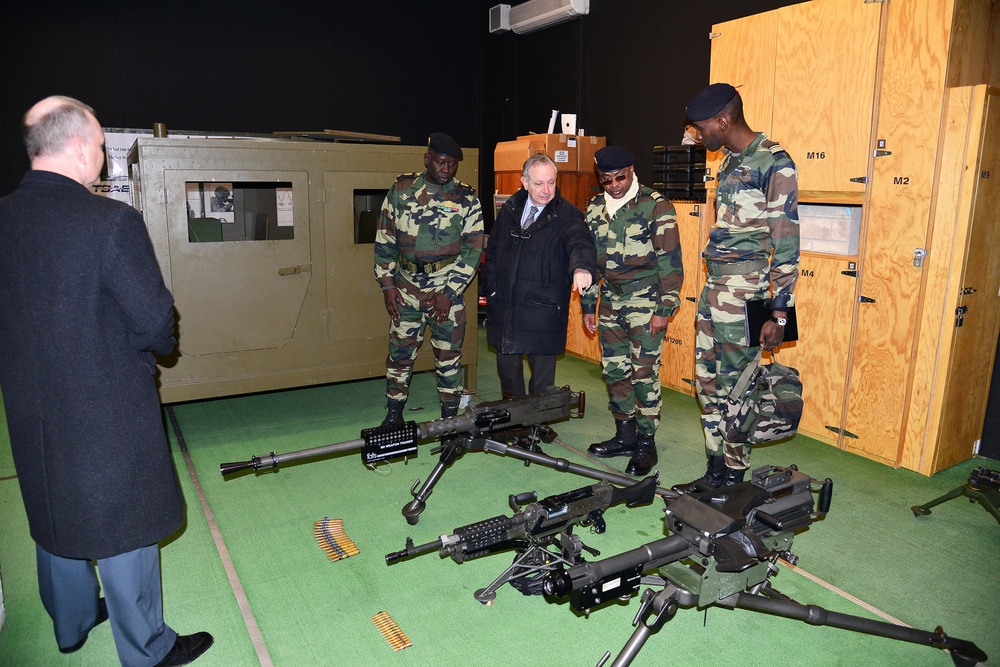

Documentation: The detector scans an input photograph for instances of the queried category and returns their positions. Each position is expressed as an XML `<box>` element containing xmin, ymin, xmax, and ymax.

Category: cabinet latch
<box><xmin>955</xmin><ymin>305</ymin><xmax>969</xmax><ymax>327</ymax></box>
<box><xmin>960</xmin><ymin>286</ymin><xmax>978</xmax><ymax>295</ymax></box>
<box><xmin>841</xmin><ymin>270</ymin><xmax>858</xmax><ymax>277</ymax></box>
<box><xmin>850</xmin><ymin>176</ymin><xmax>868</xmax><ymax>184</ymax></box>
<box><xmin>913</xmin><ymin>248</ymin><xmax>928</xmax><ymax>267</ymax></box>
<box><xmin>874</xmin><ymin>149</ymin><xmax>892</xmax><ymax>157</ymax></box>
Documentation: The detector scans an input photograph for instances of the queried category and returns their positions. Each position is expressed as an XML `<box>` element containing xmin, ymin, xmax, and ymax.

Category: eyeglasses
<box><xmin>598</xmin><ymin>172</ymin><xmax>630</xmax><ymax>186</ymax></box>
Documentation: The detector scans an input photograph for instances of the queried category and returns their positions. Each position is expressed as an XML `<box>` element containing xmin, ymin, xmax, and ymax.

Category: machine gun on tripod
<box><xmin>912</xmin><ymin>465</ymin><xmax>1000</xmax><ymax>524</ymax></box>
<box><xmin>385</xmin><ymin>475</ymin><xmax>659</xmax><ymax>604</ymax></box>
<box><xmin>542</xmin><ymin>465</ymin><xmax>987</xmax><ymax>667</ymax></box>
<box><xmin>221</xmin><ymin>386</ymin><xmax>675</xmax><ymax>524</ymax></box>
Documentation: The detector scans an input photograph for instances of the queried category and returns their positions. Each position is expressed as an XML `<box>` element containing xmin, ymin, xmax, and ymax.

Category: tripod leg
<box><xmin>605</xmin><ymin>587</ymin><xmax>680</xmax><ymax>667</ymax></box>
<box><xmin>402</xmin><ymin>440</ymin><xmax>468</xmax><ymax>525</ymax></box>
<box><xmin>911</xmin><ymin>485</ymin><xmax>968</xmax><ymax>517</ymax></box>
<box><xmin>967</xmin><ymin>489</ymin><xmax>1000</xmax><ymax>524</ymax></box>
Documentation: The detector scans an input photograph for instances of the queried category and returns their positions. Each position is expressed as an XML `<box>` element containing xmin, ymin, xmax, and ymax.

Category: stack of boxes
<box><xmin>494</xmin><ymin>134</ymin><xmax>606</xmax><ymax>173</ymax></box>
<box><xmin>651</xmin><ymin>145</ymin><xmax>707</xmax><ymax>202</ymax></box>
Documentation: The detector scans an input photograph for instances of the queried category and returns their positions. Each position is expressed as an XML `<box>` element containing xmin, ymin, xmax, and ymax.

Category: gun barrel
<box><xmin>219</xmin><ymin>438</ymin><xmax>365</xmax><ymax>476</ymax></box>
<box><xmin>385</xmin><ymin>537</ymin><xmax>444</xmax><ymax>565</ymax></box>
<box><xmin>544</xmin><ymin>534</ymin><xmax>693</xmax><ymax>598</ymax></box>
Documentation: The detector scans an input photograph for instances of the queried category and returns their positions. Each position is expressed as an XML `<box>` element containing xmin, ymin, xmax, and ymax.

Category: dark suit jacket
<box><xmin>484</xmin><ymin>187</ymin><xmax>596</xmax><ymax>356</ymax></box>
<box><xmin>0</xmin><ymin>170</ymin><xmax>183</xmax><ymax>559</ymax></box>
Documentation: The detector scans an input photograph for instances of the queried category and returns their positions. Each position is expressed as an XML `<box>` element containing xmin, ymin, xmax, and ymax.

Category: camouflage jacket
<box><xmin>374</xmin><ymin>171</ymin><xmax>484</xmax><ymax>298</ymax></box>
<box><xmin>705</xmin><ymin>132</ymin><xmax>799</xmax><ymax>310</ymax></box>
<box><xmin>580</xmin><ymin>184</ymin><xmax>683</xmax><ymax>319</ymax></box>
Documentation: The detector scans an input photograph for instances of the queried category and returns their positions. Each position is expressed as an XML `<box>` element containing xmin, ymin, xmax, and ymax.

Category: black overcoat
<box><xmin>484</xmin><ymin>187</ymin><xmax>596</xmax><ymax>356</ymax></box>
<box><xmin>0</xmin><ymin>170</ymin><xmax>183</xmax><ymax>560</ymax></box>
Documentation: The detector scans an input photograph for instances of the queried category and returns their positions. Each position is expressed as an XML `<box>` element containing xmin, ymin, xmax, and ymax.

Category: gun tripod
<box><xmin>402</xmin><ymin>431</ymin><xmax>675</xmax><ymax>525</ymax></box>
<box><xmin>600</xmin><ymin>554</ymin><xmax>987</xmax><ymax>667</ymax></box>
<box><xmin>911</xmin><ymin>466</ymin><xmax>1000</xmax><ymax>524</ymax></box>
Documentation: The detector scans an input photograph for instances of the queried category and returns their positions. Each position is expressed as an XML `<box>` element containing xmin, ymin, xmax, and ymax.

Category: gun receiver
<box><xmin>219</xmin><ymin>385</ymin><xmax>584</xmax><ymax>475</ymax></box>
<box><xmin>386</xmin><ymin>475</ymin><xmax>659</xmax><ymax>604</ymax></box>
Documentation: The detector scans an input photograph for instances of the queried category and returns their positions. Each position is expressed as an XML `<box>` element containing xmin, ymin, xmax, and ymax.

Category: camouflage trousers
<box><xmin>597</xmin><ymin>288</ymin><xmax>666</xmax><ymax>437</ymax></box>
<box><xmin>694</xmin><ymin>273</ymin><xmax>768</xmax><ymax>469</ymax></box>
<box><xmin>385</xmin><ymin>285</ymin><xmax>465</xmax><ymax>409</ymax></box>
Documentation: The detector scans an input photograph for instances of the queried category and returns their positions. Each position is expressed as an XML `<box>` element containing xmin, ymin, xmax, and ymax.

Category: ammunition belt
<box><xmin>705</xmin><ymin>258</ymin><xmax>769</xmax><ymax>277</ymax></box>
<box><xmin>397</xmin><ymin>254</ymin><xmax>458</xmax><ymax>274</ymax></box>
<box><xmin>604</xmin><ymin>274</ymin><xmax>658</xmax><ymax>296</ymax></box>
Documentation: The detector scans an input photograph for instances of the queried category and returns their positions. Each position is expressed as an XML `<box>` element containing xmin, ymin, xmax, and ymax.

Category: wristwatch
<box><xmin>770</xmin><ymin>315</ymin><xmax>788</xmax><ymax>327</ymax></box>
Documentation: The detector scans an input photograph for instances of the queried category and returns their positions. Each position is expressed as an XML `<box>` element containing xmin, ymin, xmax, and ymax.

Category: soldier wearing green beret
<box><xmin>581</xmin><ymin>146</ymin><xmax>684</xmax><ymax>477</ymax></box>
<box><xmin>374</xmin><ymin>132</ymin><xmax>484</xmax><ymax>424</ymax></box>
<box><xmin>673</xmin><ymin>83</ymin><xmax>800</xmax><ymax>494</ymax></box>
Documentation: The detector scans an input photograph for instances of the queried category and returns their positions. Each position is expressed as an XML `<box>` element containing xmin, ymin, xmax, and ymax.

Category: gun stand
<box><xmin>402</xmin><ymin>432</ymin><xmax>675</xmax><ymax>525</ymax></box>
<box><xmin>911</xmin><ymin>466</ymin><xmax>1000</xmax><ymax>524</ymax></box>
<box><xmin>475</xmin><ymin>530</ymin><xmax>597</xmax><ymax>605</ymax></box>
<box><xmin>600</xmin><ymin>555</ymin><xmax>987</xmax><ymax>667</ymax></box>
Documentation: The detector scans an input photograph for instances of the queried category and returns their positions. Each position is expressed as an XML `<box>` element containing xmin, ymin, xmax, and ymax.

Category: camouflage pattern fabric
<box><xmin>582</xmin><ymin>185</ymin><xmax>683</xmax><ymax>436</ymax></box>
<box><xmin>596</xmin><ymin>286</ymin><xmax>667</xmax><ymax>436</ymax></box>
<box><xmin>374</xmin><ymin>171</ymin><xmax>483</xmax><ymax>405</ymax></box>
<box><xmin>696</xmin><ymin>133</ymin><xmax>799</xmax><ymax>469</ymax></box>
<box><xmin>386</xmin><ymin>284</ymin><xmax>466</xmax><ymax>407</ymax></box>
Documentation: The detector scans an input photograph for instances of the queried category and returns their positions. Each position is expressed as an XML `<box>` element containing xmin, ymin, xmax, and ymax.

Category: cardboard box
<box><xmin>494</xmin><ymin>133</ymin><xmax>579</xmax><ymax>172</ymax></box>
<box><xmin>576</xmin><ymin>135</ymin><xmax>606</xmax><ymax>172</ymax></box>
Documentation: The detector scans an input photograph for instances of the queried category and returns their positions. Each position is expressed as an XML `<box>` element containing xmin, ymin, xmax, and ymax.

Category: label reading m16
<box><xmin>361</xmin><ymin>422</ymin><xmax>419</xmax><ymax>464</ymax></box>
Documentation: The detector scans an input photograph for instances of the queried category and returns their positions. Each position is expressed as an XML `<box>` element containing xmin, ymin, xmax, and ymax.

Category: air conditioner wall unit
<box><xmin>508</xmin><ymin>0</ymin><xmax>589</xmax><ymax>35</ymax></box>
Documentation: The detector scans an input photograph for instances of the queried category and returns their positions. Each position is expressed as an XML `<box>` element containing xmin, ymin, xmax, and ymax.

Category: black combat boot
<box><xmin>671</xmin><ymin>455</ymin><xmax>726</xmax><ymax>494</ymax></box>
<box><xmin>440</xmin><ymin>404</ymin><xmax>459</xmax><ymax>419</ymax></box>
<box><xmin>380</xmin><ymin>398</ymin><xmax>406</xmax><ymax>429</ymax></box>
<box><xmin>587</xmin><ymin>417</ymin><xmax>638</xmax><ymax>458</ymax></box>
<box><xmin>721</xmin><ymin>466</ymin><xmax>747</xmax><ymax>486</ymax></box>
<box><xmin>626</xmin><ymin>433</ymin><xmax>658</xmax><ymax>477</ymax></box>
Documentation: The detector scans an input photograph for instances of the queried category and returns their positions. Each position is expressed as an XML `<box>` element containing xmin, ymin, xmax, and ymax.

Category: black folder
<box><xmin>745</xmin><ymin>299</ymin><xmax>798</xmax><ymax>347</ymax></box>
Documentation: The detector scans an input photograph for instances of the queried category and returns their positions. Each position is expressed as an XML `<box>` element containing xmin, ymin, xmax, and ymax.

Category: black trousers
<box><xmin>495</xmin><ymin>352</ymin><xmax>557</xmax><ymax>397</ymax></box>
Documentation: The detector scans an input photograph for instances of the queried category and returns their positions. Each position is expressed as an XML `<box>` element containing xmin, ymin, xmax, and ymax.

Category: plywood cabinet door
<box><xmin>772</xmin><ymin>0</ymin><xmax>882</xmax><ymax>195</ymax></box>
<box><xmin>707</xmin><ymin>10</ymin><xmax>778</xmax><ymax>187</ymax></box>
<box><xmin>774</xmin><ymin>254</ymin><xmax>858</xmax><ymax>444</ymax></box>
<box><xmin>658</xmin><ymin>202</ymin><xmax>706</xmax><ymax>395</ymax></box>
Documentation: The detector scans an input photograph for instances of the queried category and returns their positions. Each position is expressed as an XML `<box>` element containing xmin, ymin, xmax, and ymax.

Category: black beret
<box><xmin>594</xmin><ymin>146</ymin><xmax>635</xmax><ymax>172</ymax></box>
<box><xmin>427</xmin><ymin>132</ymin><xmax>463</xmax><ymax>160</ymax></box>
<box><xmin>685</xmin><ymin>83</ymin><xmax>738</xmax><ymax>122</ymax></box>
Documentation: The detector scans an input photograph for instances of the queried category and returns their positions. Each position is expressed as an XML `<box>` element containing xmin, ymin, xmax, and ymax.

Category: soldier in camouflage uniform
<box><xmin>672</xmin><ymin>83</ymin><xmax>799</xmax><ymax>494</ymax></box>
<box><xmin>581</xmin><ymin>146</ymin><xmax>684</xmax><ymax>477</ymax></box>
<box><xmin>374</xmin><ymin>132</ymin><xmax>484</xmax><ymax>425</ymax></box>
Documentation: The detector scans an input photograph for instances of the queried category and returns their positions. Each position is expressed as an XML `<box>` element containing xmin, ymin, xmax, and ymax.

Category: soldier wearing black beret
<box><xmin>673</xmin><ymin>83</ymin><xmax>800</xmax><ymax>495</ymax></box>
<box><xmin>580</xmin><ymin>145</ymin><xmax>685</xmax><ymax>477</ymax></box>
<box><xmin>374</xmin><ymin>132</ymin><xmax>484</xmax><ymax>427</ymax></box>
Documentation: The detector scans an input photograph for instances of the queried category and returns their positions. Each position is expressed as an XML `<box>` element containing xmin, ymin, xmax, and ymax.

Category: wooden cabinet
<box><xmin>657</xmin><ymin>202</ymin><xmax>706</xmax><ymax>396</ymax></box>
<box><xmin>709</xmin><ymin>0</ymin><xmax>1000</xmax><ymax>474</ymax></box>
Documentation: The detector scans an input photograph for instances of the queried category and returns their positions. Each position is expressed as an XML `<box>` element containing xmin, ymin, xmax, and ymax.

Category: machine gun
<box><xmin>222</xmin><ymin>385</ymin><xmax>681</xmax><ymax>524</ymax></box>
<box><xmin>542</xmin><ymin>465</ymin><xmax>987</xmax><ymax>667</ymax></box>
<box><xmin>912</xmin><ymin>465</ymin><xmax>1000</xmax><ymax>524</ymax></box>
<box><xmin>385</xmin><ymin>475</ymin><xmax>659</xmax><ymax>604</ymax></box>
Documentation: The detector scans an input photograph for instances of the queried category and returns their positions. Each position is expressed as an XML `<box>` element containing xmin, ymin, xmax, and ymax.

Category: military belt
<box><xmin>705</xmin><ymin>258</ymin><xmax>769</xmax><ymax>277</ymax></box>
<box><xmin>605</xmin><ymin>274</ymin><xmax>659</xmax><ymax>296</ymax></box>
<box><xmin>398</xmin><ymin>254</ymin><xmax>458</xmax><ymax>274</ymax></box>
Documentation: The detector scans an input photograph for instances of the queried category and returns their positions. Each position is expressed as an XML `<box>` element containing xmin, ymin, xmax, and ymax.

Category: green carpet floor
<box><xmin>0</xmin><ymin>327</ymin><xmax>997</xmax><ymax>666</ymax></box>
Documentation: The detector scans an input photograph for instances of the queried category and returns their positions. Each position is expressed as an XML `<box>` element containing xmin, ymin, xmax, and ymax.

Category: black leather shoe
<box><xmin>155</xmin><ymin>632</ymin><xmax>215</xmax><ymax>667</ymax></box>
<box><xmin>587</xmin><ymin>418</ymin><xmax>638</xmax><ymax>458</ymax></box>
<box><xmin>59</xmin><ymin>598</ymin><xmax>109</xmax><ymax>654</ymax></box>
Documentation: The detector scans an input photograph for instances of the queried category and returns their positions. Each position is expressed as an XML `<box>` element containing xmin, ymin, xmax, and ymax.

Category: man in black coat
<box><xmin>484</xmin><ymin>154</ymin><xmax>596</xmax><ymax>400</ymax></box>
<box><xmin>0</xmin><ymin>96</ymin><xmax>212</xmax><ymax>666</ymax></box>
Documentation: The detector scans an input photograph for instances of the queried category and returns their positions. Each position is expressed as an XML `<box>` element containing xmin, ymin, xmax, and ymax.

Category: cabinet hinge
<box><xmin>864</xmin><ymin>0</ymin><xmax>887</xmax><ymax>3</ymax></box>
<box><xmin>709</xmin><ymin>31</ymin><xmax>721</xmax><ymax>40</ymax></box>
<box><xmin>841</xmin><ymin>270</ymin><xmax>858</xmax><ymax>277</ymax></box>
<box><xmin>960</xmin><ymin>286</ymin><xmax>978</xmax><ymax>295</ymax></box>
<box><xmin>874</xmin><ymin>149</ymin><xmax>892</xmax><ymax>158</ymax></box>
<box><xmin>859</xmin><ymin>295</ymin><xmax>876</xmax><ymax>303</ymax></box>
<box><xmin>685</xmin><ymin>296</ymin><xmax>697</xmax><ymax>303</ymax></box>
<box><xmin>824</xmin><ymin>426</ymin><xmax>858</xmax><ymax>438</ymax></box>
<box><xmin>682</xmin><ymin>378</ymin><xmax>695</xmax><ymax>387</ymax></box>
<box><xmin>688</xmin><ymin>211</ymin><xmax>700</xmax><ymax>217</ymax></box>
<box><xmin>841</xmin><ymin>429</ymin><xmax>859</xmax><ymax>439</ymax></box>
<box><xmin>850</xmin><ymin>176</ymin><xmax>868</xmax><ymax>184</ymax></box>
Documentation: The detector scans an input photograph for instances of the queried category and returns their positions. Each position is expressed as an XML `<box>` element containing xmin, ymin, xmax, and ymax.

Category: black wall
<box><xmin>2</xmin><ymin>0</ymin><xmax>803</xmax><ymax>217</ymax></box>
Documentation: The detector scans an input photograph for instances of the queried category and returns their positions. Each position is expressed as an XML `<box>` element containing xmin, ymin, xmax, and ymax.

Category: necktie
<box><xmin>523</xmin><ymin>205</ymin><xmax>539</xmax><ymax>229</ymax></box>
